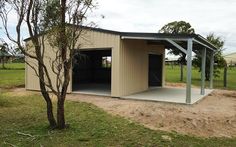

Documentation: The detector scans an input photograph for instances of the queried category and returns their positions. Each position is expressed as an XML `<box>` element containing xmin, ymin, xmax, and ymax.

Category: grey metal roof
<box><xmin>79</xmin><ymin>26</ymin><xmax>217</xmax><ymax>50</ymax></box>
<box><xmin>24</xmin><ymin>25</ymin><xmax>218</xmax><ymax>51</ymax></box>
<box><xmin>120</xmin><ymin>33</ymin><xmax>217</xmax><ymax>51</ymax></box>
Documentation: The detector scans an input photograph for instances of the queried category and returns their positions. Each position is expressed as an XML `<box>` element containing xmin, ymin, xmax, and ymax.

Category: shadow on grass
<box><xmin>0</xmin><ymin>99</ymin><xmax>12</xmax><ymax>107</ymax></box>
<box><xmin>0</xmin><ymin>92</ymin><xmax>28</xmax><ymax>108</ymax></box>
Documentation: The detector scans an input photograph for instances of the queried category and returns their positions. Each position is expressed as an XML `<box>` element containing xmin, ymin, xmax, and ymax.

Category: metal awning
<box><xmin>120</xmin><ymin>32</ymin><xmax>216</xmax><ymax>104</ymax></box>
<box><xmin>120</xmin><ymin>33</ymin><xmax>217</xmax><ymax>51</ymax></box>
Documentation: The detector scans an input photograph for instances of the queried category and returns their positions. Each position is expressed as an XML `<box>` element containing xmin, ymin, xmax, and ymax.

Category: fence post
<box><xmin>224</xmin><ymin>66</ymin><xmax>227</xmax><ymax>88</ymax></box>
<box><xmin>180</xmin><ymin>64</ymin><xmax>183</xmax><ymax>81</ymax></box>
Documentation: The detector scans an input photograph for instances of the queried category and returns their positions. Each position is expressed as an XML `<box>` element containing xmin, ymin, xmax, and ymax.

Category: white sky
<box><xmin>90</xmin><ymin>0</ymin><xmax>236</xmax><ymax>54</ymax></box>
<box><xmin>1</xmin><ymin>0</ymin><xmax>236</xmax><ymax>54</ymax></box>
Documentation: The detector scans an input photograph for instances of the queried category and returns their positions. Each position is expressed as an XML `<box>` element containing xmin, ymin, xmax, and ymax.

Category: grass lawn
<box><xmin>0</xmin><ymin>92</ymin><xmax>236</xmax><ymax>146</ymax></box>
<box><xmin>1</xmin><ymin>63</ymin><xmax>235</xmax><ymax>90</ymax></box>
<box><xmin>0</xmin><ymin>63</ymin><xmax>25</xmax><ymax>88</ymax></box>
<box><xmin>166</xmin><ymin>65</ymin><xmax>236</xmax><ymax>90</ymax></box>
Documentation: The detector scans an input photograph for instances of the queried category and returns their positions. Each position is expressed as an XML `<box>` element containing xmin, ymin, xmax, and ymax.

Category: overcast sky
<box><xmin>90</xmin><ymin>0</ymin><xmax>236</xmax><ymax>54</ymax></box>
<box><xmin>1</xmin><ymin>0</ymin><xmax>236</xmax><ymax>54</ymax></box>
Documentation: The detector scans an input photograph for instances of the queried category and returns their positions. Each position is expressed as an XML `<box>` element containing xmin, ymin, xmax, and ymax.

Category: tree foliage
<box><xmin>0</xmin><ymin>40</ymin><xmax>9</xmax><ymax>69</ymax></box>
<box><xmin>159</xmin><ymin>21</ymin><xmax>195</xmax><ymax>81</ymax></box>
<box><xmin>159</xmin><ymin>21</ymin><xmax>195</xmax><ymax>34</ymax></box>
<box><xmin>193</xmin><ymin>33</ymin><xmax>226</xmax><ymax>80</ymax></box>
<box><xmin>159</xmin><ymin>21</ymin><xmax>195</xmax><ymax>62</ymax></box>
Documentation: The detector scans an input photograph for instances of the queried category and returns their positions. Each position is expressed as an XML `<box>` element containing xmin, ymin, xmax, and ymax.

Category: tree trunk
<box><xmin>56</xmin><ymin>65</ymin><xmax>70</xmax><ymax>129</ymax></box>
<box><xmin>40</xmin><ymin>84</ymin><xmax>57</xmax><ymax>128</ymax></box>
<box><xmin>180</xmin><ymin>64</ymin><xmax>184</xmax><ymax>81</ymax></box>
<box><xmin>224</xmin><ymin>66</ymin><xmax>227</xmax><ymax>88</ymax></box>
<box><xmin>42</xmin><ymin>89</ymin><xmax>57</xmax><ymax>128</ymax></box>
<box><xmin>56</xmin><ymin>0</ymin><xmax>67</xmax><ymax>130</ymax></box>
<box><xmin>57</xmin><ymin>96</ymin><xmax>65</xmax><ymax>129</ymax></box>
<box><xmin>2</xmin><ymin>57</ymin><xmax>5</xmax><ymax>69</ymax></box>
<box><xmin>38</xmin><ymin>64</ymin><xmax>57</xmax><ymax>128</ymax></box>
<box><xmin>46</xmin><ymin>99</ymin><xmax>57</xmax><ymax>128</ymax></box>
<box><xmin>205</xmin><ymin>71</ymin><xmax>210</xmax><ymax>81</ymax></box>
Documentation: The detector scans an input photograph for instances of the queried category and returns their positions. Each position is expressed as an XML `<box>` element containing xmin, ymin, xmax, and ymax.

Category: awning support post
<box><xmin>201</xmin><ymin>48</ymin><xmax>206</xmax><ymax>95</ymax></box>
<box><xmin>210</xmin><ymin>51</ymin><xmax>214</xmax><ymax>89</ymax></box>
<box><xmin>186</xmin><ymin>39</ymin><xmax>193</xmax><ymax>104</ymax></box>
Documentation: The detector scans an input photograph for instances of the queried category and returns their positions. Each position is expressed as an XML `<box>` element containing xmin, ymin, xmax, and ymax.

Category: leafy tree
<box><xmin>159</xmin><ymin>21</ymin><xmax>195</xmax><ymax>34</ymax></box>
<box><xmin>159</xmin><ymin>21</ymin><xmax>195</xmax><ymax>81</ymax></box>
<box><xmin>193</xmin><ymin>33</ymin><xmax>226</xmax><ymax>81</ymax></box>
<box><xmin>0</xmin><ymin>0</ymin><xmax>96</xmax><ymax>129</ymax></box>
<box><xmin>0</xmin><ymin>41</ymin><xmax>9</xmax><ymax>69</ymax></box>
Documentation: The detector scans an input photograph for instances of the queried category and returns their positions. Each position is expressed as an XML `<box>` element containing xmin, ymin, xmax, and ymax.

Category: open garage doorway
<box><xmin>148</xmin><ymin>54</ymin><xmax>163</xmax><ymax>87</ymax></box>
<box><xmin>72</xmin><ymin>49</ymin><xmax>112</xmax><ymax>96</ymax></box>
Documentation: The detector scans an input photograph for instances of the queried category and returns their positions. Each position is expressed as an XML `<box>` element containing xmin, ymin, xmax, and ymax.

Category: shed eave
<box><xmin>121</xmin><ymin>36</ymin><xmax>189</xmax><ymax>41</ymax></box>
<box><xmin>121</xmin><ymin>35</ymin><xmax>217</xmax><ymax>51</ymax></box>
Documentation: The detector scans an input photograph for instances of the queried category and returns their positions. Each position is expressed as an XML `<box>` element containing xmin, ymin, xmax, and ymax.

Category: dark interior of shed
<box><xmin>72</xmin><ymin>49</ymin><xmax>112</xmax><ymax>94</ymax></box>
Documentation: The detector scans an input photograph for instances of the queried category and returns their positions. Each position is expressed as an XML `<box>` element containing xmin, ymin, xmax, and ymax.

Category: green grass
<box><xmin>0</xmin><ymin>92</ymin><xmax>236</xmax><ymax>146</ymax></box>
<box><xmin>1</xmin><ymin>63</ymin><xmax>235</xmax><ymax>90</ymax></box>
<box><xmin>0</xmin><ymin>63</ymin><xmax>236</xmax><ymax>146</ymax></box>
<box><xmin>0</xmin><ymin>63</ymin><xmax>25</xmax><ymax>88</ymax></box>
<box><xmin>0</xmin><ymin>63</ymin><xmax>25</xmax><ymax>69</ymax></box>
<box><xmin>166</xmin><ymin>65</ymin><xmax>236</xmax><ymax>90</ymax></box>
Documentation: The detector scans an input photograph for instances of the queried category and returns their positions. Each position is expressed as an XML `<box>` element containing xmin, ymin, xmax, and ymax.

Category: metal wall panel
<box><xmin>25</xmin><ymin>29</ymin><xmax>120</xmax><ymax>95</ymax></box>
<box><xmin>25</xmin><ymin>29</ymin><xmax>165</xmax><ymax>97</ymax></box>
<box><xmin>119</xmin><ymin>39</ymin><xmax>165</xmax><ymax>96</ymax></box>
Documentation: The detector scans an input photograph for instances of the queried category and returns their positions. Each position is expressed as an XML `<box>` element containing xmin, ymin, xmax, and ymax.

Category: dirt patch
<box><xmin>67</xmin><ymin>89</ymin><xmax>236</xmax><ymax>138</ymax></box>
<box><xmin>165</xmin><ymin>82</ymin><xmax>199</xmax><ymax>88</ymax></box>
<box><xmin>5</xmin><ymin>87</ymin><xmax>236</xmax><ymax>138</ymax></box>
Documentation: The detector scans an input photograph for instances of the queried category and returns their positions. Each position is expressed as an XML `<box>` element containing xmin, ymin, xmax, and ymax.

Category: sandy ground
<box><xmin>3</xmin><ymin>87</ymin><xmax>236</xmax><ymax>138</ymax></box>
<box><xmin>3</xmin><ymin>88</ymin><xmax>38</xmax><ymax>97</ymax></box>
<box><xmin>67</xmin><ymin>89</ymin><xmax>236</xmax><ymax>138</ymax></box>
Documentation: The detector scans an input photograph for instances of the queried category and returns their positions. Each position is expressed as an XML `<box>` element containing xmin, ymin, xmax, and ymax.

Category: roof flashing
<box><xmin>24</xmin><ymin>26</ymin><xmax>217</xmax><ymax>51</ymax></box>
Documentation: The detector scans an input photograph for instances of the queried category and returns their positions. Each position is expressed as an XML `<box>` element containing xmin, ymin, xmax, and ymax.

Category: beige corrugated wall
<box><xmin>119</xmin><ymin>39</ymin><xmax>148</xmax><ymax>96</ymax></box>
<box><xmin>224</xmin><ymin>53</ymin><xmax>236</xmax><ymax>65</ymax></box>
<box><xmin>25</xmin><ymin>29</ymin><xmax>165</xmax><ymax>97</ymax></box>
<box><xmin>76</xmin><ymin>30</ymin><xmax>121</xmax><ymax>96</ymax></box>
<box><xmin>25</xmin><ymin>29</ymin><xmax>121</xmax><ymax>95</ymax></box>
<box><xmin>25</xmin><ymin>38</ymin><xmax>70</xmax><ymax>92</ymax></box>
<box><xmin>118</xmin><ymin>39</ymin><xmax>165</xmax><ymax>97</ymax></box>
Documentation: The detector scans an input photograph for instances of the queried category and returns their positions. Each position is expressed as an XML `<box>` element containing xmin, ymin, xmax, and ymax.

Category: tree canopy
<box><xmin>159</xmin><ymin>20</ymin><xmax>195</xmax><ymax>81</ymax></box>
<box><xmin>159</xmin><ymin>21</ymin><xmax>195</xmax><ymax>34</ymax></box>
<box><xmin>159</xmin><ymin>21</ymin><xmax>195</xmax><ymax>63</ymax></box>
<box><xmin>193</xmin><ymin>33</ymin><xmax>226</xmax><ymax>80</ymax></box>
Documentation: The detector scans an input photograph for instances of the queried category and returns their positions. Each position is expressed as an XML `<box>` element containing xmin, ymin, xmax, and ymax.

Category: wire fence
<box><xmin>214</xmin><ymin>66</ymin><xmax>236</xmax><ymax>90</ymax></box>
<box><xmin>165</xmin><ymin>64</ymin><xmax>236</xmax><ymax>90</ymax></box>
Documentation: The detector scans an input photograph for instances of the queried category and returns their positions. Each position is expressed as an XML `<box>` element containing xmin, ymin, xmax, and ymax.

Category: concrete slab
<box><xmin>72</xmin><ymin>83</ymin><xmax>111</xmax><ymax>96</ymax></box>
<box><xmin>123</xmin><ymin>87</ymin><xmax>213</xmax><ymax>104</ymax></box>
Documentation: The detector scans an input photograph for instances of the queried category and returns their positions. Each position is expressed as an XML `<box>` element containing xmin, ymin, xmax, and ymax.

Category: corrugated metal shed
<box><xmin>24</xmin><ymin>26</ymin><xmax>216</xmax><ymax>104</ymax></box>
<box><xmin>224</xmin><ymin>52</ymin><xmax>236</xmax><ymax>65</ymax></box>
